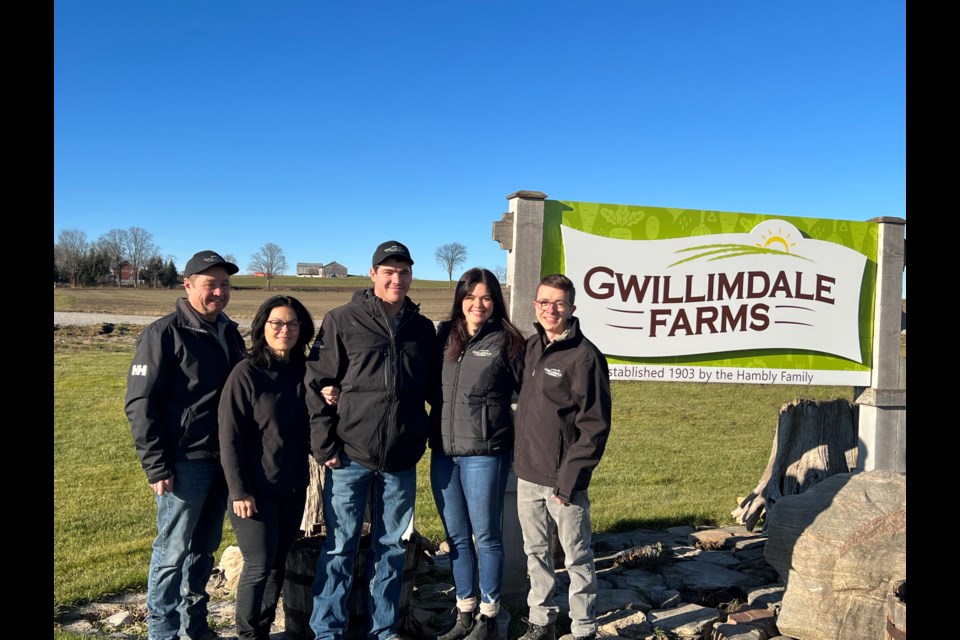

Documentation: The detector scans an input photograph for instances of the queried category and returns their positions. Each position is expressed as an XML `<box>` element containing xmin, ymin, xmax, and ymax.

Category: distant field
<box><xmin>54</xmin><ymin>277</ymin><xmax>467</xmax><ymax>322</ymax></box>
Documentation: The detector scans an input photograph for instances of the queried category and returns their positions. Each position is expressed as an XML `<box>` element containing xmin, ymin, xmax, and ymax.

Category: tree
<box><xmin>56</xmin><ymin>229</ymin><xmax>88</xmax><ymax>287</ymax></box>
<box><xmin>141</xmin><ymin>255</ymin><xmax>166</xmax><ymax>288</ymax></box>
<box><xmin>493</xmin><ymin>265</ymin><xmax>507</xmax><ymax>284</ymax></box>
<box><xmin>435</xmin><ymin>243</ymin><xmax>468</xmax><ymax>287</ymax></box>
<box><xmin>96</xmin><ymin>228</ymin><xmax>131</xmax><ymax>286</ymax></box>
<box><xmin>162</xmin><ymin>258</ymin><xmax>179</xmax><ymax>287</ymax></box>
<box><xmin>78</xmin><ymin>246</ymin><xmax>112</xmax><ymax>286</ymax></box>
<box><xmin>127</xmin><ymin>227</ymin><xmax>158</xmax><ymax>288</ymax></box>
<box><xmin>248</xmin><ymin>243</ymin><xmax>287</xmax><ymax>291</ymax></box>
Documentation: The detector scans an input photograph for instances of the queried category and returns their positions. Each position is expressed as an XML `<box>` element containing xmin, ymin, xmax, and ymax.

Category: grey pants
<box><xmin>516</xmin><ymin>478</ymin><xmax>597</xmax><ymax>636</ymax></box>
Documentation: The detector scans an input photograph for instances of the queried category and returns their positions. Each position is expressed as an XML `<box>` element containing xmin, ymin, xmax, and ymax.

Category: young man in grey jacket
<box><xmin>513</xmin><ymin>274</ymin><xmax>612</xmax><ymax>640</ymax></box>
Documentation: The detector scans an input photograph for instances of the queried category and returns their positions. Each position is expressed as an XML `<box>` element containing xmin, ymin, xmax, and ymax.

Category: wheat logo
<box><xmin>131</xmin><ymin>364</ymin><xmax>148</xmax><ymax>377</ymax></box>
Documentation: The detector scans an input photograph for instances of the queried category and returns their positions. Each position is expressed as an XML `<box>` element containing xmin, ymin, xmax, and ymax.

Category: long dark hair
<box><xmin>444</xmin><ymin>268</ymin><xmax>526</xmax><ymax>361</ymax></box>
<box><xmin>249</xmin><ymin>295</ymin><xmax>316</xmax><ymax>368</ymax></box>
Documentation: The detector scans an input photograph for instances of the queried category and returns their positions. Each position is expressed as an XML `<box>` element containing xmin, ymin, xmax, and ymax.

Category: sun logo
<box><xmin>757</xmin><ymin>227</ymin><xmax>796</xmax><ymax>254</ymax></box>
<box><xmin>668</xmin><ymin>219</ymin><xmax>810</xmax><ymax>267</ymax></box>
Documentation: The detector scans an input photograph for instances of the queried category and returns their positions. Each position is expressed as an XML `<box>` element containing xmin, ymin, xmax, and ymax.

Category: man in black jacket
<box><xmin>513</xmin><ymin>274</ymin><xmax>612</xmax><ymax>640</ymax></box>
<box><xmin>304</xmin><ymin>240</ymin><xmax>436</xmax><ymax>640</ymax></box>
<box><xmin>125</xmin><ymin>250</ymin><xmax>245</xmax><ymax>640</ymax></box>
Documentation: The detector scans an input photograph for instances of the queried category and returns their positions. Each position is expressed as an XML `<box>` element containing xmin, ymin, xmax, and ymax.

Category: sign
<box><xmin>541</xmin><ymin>201</ymin><xmax>878</xmax><ymax>386</ymax></box>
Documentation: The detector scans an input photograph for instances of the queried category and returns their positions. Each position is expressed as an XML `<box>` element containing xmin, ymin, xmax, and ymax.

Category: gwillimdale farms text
<box><xmin>584</xmin><ymin>267</ymin><xmax>835</xmax><ymax>337</ymax></box>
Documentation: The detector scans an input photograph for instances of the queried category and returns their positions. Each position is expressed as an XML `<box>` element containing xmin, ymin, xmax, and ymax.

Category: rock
<box><xmin>103</xmin><ymin>610</ymin><xmax>134</xmax><ymax>628</ymax></box>
<box><xmin>764</xmin><ymin>471</ymin><xmax>906</xmax><ymax>640</ymax></box>
<box><xmin>648</xmin><ymin>602</ymin><xmax>722</xmax><ymax>639</ymax></box>
<box><xmin>218</xmin><ymin>544</ymin><xmax>244</xmax><ymax>594</ymax></box>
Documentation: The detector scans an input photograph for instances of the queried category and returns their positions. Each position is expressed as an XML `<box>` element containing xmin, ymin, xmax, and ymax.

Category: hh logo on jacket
<box><xmin>131</xmin><ymin>364</ymin><xmax>148</xmax><ymax>376</ymax></box>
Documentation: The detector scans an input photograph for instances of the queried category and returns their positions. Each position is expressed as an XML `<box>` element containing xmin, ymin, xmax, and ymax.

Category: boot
<box><xmin>438</xmin><ymin>609</ymin><xmax>476</xmax><ymax>640</ymax></box>
<box><xmin>518</xmin><ymin>619</ymin><xmax>556</xmax><ymax>640</ymax></box>
<box><xmin>464</xmin><ymin>613</ymin><xmax>500</xmax><ymax>640</ymax></box>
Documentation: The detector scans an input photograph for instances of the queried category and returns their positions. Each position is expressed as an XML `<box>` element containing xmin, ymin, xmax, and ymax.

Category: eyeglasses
<box><xmin>534</xmin><ymin>300</ymin><xmax>569</xmax><ymax>312</ymax></box>
<box><xmin>267</xmin><ymin>319</ymin><xmax>301</xmax><ymax>331</ymax></box>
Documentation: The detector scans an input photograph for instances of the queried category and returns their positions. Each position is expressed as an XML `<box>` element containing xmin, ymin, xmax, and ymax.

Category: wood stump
<box><xmin>731</xmin><ymin>398</ymin><xmax>859</xmax><ymax>532</ymax></box>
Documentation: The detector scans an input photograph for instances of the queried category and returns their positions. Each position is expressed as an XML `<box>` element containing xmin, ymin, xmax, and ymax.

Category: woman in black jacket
<box><xmin>429</xmin><ymin>268</ymin><xmax>526</xmax><ymax>640</ymax></box>
<box><xmin>218</xmin><ymin>295</ymin><xmax>315</xmax><ymax>640</ymax></box>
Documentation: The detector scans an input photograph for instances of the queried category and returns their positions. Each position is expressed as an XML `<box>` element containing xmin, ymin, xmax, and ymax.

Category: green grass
<box><xmin>53</xmin><ymin>328</ymin><xmax>854</xmax><ymax>613</ymax></box>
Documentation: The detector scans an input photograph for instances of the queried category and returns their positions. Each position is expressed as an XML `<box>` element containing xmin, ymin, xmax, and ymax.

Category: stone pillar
<box><xmin>492</xmin><ymin>190</ymin><xmax>547</xmax><ymax>601</ymax></box>
<box><xmin>492</xmin><ymin>190</ymin><xmax>547</xmax><ymax>338</ymax></box>
<box><xmin>855</xmin><ymin>217</ymin><xmax>906</xmax><ymax>472</ymax></box>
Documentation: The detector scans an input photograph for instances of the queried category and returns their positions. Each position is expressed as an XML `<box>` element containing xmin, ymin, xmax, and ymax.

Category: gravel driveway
<box><xmin>54</xmin><ymin>312</ymin><xmax>161</xmax><ymax>326</ymax></box>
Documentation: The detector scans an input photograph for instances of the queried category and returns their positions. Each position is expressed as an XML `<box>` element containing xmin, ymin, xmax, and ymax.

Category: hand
<box><xmin>324</xmin><ymin>455</ymin><xmax>341</xmax><ymax>470</ymax></box>
<box><xmin>321</xmin><ymin>385</ymin><xmax>340</xmax><ymax>406</ymax></box>
<box><xmin>552</xmin><ymin>495</ymin><xmax>569</xmax><ymax>507</ymax></box>
<box><xmin>151</xmin><ymin>477</ymin><xmax>174</xmax><ymax>496</ymax></box>
<box><xmin>233</xmin><ymin>497</ymin><xmax>257</xmax><ymax>518</ymax></box>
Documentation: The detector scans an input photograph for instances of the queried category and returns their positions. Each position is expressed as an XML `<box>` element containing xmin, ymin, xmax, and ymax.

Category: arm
<box><xmin>305</xmin><ymin>314</ymin><xmax>347</xmax><ymax>466</ymax></box>
<box><xmin>218</xmin><ymin>363</ymin><xmax>256</xmax><ymax>506</ymax></box>
<box><xmin>554</xmin><ymin>352</ymin><xmax>612</xmax><ymax>503</ymax></box>
<box><xmin>125</xmin><ymin>325</ymin><xmax>174</xmax><ymax>486</ymax></box>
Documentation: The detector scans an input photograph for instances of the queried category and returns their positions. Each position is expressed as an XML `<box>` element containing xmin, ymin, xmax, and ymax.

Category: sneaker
<box><xmin>518</xmin><ymin>619</ymin><xmax>556</xmax><ymax>640</ymax></box>
<box><xmin>438</xmin><ymin>609</ymin><xmax>476</xmax><ymax>640</ymax></box>
<box><xmin>559</xmin><ymin>633</ymin><xmax>596</xmax><ymax>640</ymax></box>
<box><xmin>464</xmin><ymin>613</ymin><xmax>500</xmax><ymax>640</ymax></box>
<box><xmin>189</xmin><ymin>630</ymin><xmax>223</xmax><ymax>640</ymax></box>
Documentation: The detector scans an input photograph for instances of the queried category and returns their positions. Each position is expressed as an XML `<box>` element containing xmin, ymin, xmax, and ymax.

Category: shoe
<box><xmin>464</xmin><ymin>613</ymin><xmax>500</xmax><ymax>640</ymax></box>
<box><xmin>518</xmin><ymin>619</ymin><xmax>556</xmax><ymax>640</ymax></box>
<box><xmin>438</xmin><ymin>609</ymin><xmax>476</xmax><ymax>640</ymax></box>
<box><xmin>559</xmin><ymin>634</ymin><xmax>596</xmax><ymax>640</ymax></box>
<box><xmin>189</xmin><ymin>630</ymin><xmax>222</xmax><ymax>640</ymax></box>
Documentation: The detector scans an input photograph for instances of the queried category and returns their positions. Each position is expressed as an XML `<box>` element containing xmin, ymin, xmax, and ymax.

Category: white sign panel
<box><xmin>562</xmin><ymin>220</ymin><xmax>867</xmax><ymax>362</ymax></box>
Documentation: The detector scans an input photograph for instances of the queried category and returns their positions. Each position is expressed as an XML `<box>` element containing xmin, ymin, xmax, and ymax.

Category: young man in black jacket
<box><xmin>304</xmin><ymin>240</ymin><xmax>436</xmax><ymax>640</ymax></box>
<box><xmin>125</xmin><ymin>250</ymin><xmax>245</xmax><ymax>640</ymax></box>
<box><xmin>513</xmin><ymin>274</ymin><xmax>612</xmax><ymax>640</ymax></box>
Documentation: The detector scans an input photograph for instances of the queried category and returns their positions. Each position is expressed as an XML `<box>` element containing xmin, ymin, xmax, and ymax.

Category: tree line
<box><xmin>56</xmin><ymin>230</ymin><xmax>502</xmax><ymax>289</ymax></box>
<box><xmin>54</xmin><ymin>227</ymin><xmax>190</xmax><ymax>288</ymax></box>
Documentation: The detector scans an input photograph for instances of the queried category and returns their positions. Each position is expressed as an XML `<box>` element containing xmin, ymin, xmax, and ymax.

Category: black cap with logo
<box><xmin>183</xmin><ymin>250</ymin><xmax>240</xmax><ymax>278</ymax></box>
<box><xmin>371</xmin><ymin>241</ymin><xmax>414</xmax><ymax>266</ymax></box>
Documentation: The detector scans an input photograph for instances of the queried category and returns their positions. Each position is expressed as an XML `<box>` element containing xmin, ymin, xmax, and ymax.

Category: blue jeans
<box><xmin>430</xmin><ymin>451</ymin><xmax>510</xmax><ymax>606</ymax></box>
<box><xmin>517</xmin><ymin>478</ymin><xmax>597</xmax><ymax>637</ymax></box>
<box><xmin>309</xmin><ymin>457</ymin><xmax>416</xmax><ymax>640</ymax></box>
<box><xmin>146</xmin><ymin>459</ymin><xmax>228</xmax><ymax>640</ymax></box>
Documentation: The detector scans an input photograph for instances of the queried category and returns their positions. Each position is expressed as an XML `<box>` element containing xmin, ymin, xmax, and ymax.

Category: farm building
<box><xmin>296</xmin><ymin>262</ymin><xmax>348</xmax><ymax>277</ymax></box>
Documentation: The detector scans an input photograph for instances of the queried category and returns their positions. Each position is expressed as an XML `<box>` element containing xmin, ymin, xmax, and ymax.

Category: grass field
<box><xmin>54</xmin><ymin>278</ymin><xmax>466</xmax><ymax>323</ymax></box>
<box><xmin>53</xmin><ymin>285</ymin><xmax>890</xmax><ymax>617</ymax></box>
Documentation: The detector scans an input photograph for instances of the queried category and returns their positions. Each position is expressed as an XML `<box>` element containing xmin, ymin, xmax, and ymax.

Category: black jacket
<box><xmin>513</xmin><ymin>316</ymin><xmax>612</xmax><ymax>502</ymax></box>
<box><xmin>305</xmin><ymin>289</ymin><xmax>436</xmax><ymax>472</ymax></box>
<box><xmin>219</xmin><ymin>357</ymin><xmax>310</xmax><ymax>501</ymax></box>
<box><xmin>428</xmin><ymin>320</ymin><xmax>524</xmax><ymax>456</ymax></box>
<box><xmin>125</xmin><ymin>298</ymin><xmax>246</xmax><ymax>484</ymax></box>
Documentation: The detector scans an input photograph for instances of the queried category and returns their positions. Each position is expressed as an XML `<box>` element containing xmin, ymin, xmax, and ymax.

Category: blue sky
<box><xmin>54</xmin><ymin>1</ymin><xmax>905</xmax><ymax>287</ymax></box>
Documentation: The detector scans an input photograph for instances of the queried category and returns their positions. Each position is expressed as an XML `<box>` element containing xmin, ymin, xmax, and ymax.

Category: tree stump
<box><xmin>731</xmin><ymin>398</ymin><xmax>859</xmax><ymax>532</ymax></box>
<box><xmin>300</xmin><ymin>456</ymin><xmax>325</xmax><ymax>537</ymax></box>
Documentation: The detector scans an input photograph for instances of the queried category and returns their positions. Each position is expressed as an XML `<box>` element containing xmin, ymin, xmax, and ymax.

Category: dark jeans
<box><xmin>228</xmin><ymin>489</ymin><xmax>307</xmax><ymax>640</ymax></box>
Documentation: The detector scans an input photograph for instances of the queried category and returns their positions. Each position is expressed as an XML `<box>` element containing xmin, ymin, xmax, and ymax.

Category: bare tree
<box><xmin>56</xmin><ymin>229</ymin><xmax>88</xmax><ymax>287</ymax></box>
<box><xmin>127</xmin><ymin>227</ymin><xmax>158</xmax><ymax>288</ymax></box>
<box><xmin>493</xmin><ymin>265</ymin><xmax>507</xmax><ymax>284</ymax></box>
<box><xmin>223</xmin><ymin>253</ymin><xmax>237</xmax><ymax>266</ymax></box>
<box><xmin>96</xmin><ymin>228</ymin><xmax>131</xmax><ymax>286</ymax></box>
<box><xmin>248</xmin><ymin>243</ymin><xmax>287</xmax><ymax>291</ymax></box>
<box><xmin>435</xmin><ymin>242</ymin><xmax>468</xmax><ymax>287</ymax></box>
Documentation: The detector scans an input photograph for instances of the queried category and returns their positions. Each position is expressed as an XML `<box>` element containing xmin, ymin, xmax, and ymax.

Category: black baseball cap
<box><xmin>183</xmin><ymin>250</ymin><xmax>240</xmax><ymax>278</ymax></box>
<box><xmin>371</xmin><ymin>240</ymin><xmax>414</xmax><ymax>266</ymax></box>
